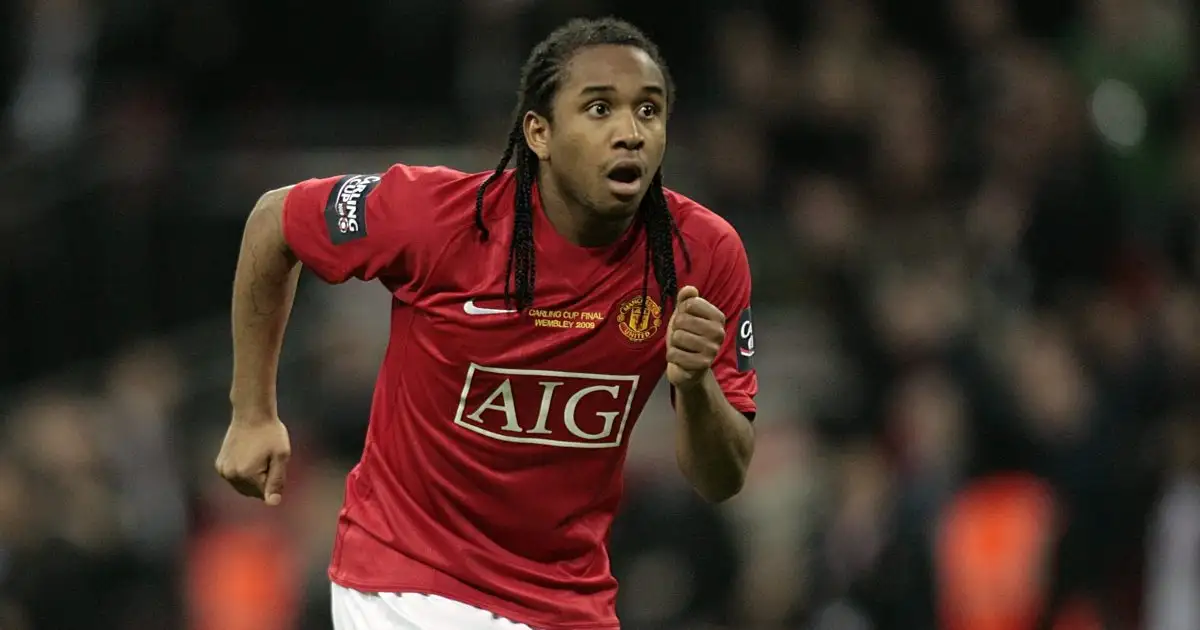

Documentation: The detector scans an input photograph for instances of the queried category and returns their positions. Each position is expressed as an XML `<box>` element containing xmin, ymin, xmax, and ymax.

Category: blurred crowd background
<box><xmin>2</xmin><ymin>0</ymin><xmax>1199</xmax><ymax>629</ymax></box>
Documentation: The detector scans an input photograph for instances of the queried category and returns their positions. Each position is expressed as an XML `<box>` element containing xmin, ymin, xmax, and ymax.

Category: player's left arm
<box><xmin>668</xmin><ymin>230</ymin><xmax>758</xmax><ymax>503</ymax></box>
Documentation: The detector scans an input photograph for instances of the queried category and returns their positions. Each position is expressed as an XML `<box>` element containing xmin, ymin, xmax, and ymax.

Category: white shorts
<box><xmin>330</xmin><ymin>583</ymin><xmax>535</xmax><ymax>630</ymax></box>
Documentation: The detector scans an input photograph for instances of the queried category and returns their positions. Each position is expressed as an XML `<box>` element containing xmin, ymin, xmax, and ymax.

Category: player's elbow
<box><xmin>694</xmin><ymin>470</ymin><xmax>747</xmax><ymax>504</ymax></box>
<box><xmin>678</xmin><ymin>429</ymin><xmax>754</xmax><ymax>503</ymax></box>
<box><xmin>682</xmin><ymin>459</ymin><xmax>748</xmax><ymax>504</ymax></box>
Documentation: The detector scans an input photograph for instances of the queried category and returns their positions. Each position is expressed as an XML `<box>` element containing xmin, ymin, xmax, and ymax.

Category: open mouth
<box><xmin>607</xmin><ymin>164</ymin><xmax>642</xmax><ymax>183</ymax></box>
<box><xmin>606</xmin><ymin>163</ymin><xmax>644</xmax><ymax>198</ymax></box>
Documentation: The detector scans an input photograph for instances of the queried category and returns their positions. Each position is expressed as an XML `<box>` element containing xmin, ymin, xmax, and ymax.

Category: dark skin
<box><xmin>216</xmin><ymin>186</ymin><xmax>297</xmax><ymax>506</ymax></box>
<box><xmin>525</xmin><ymin>45</ymin><xmax>755</xmax><ymax>502</ymax></box>
<box><xmin>524</xmin><ymin>44</ymin><xmax>667</xmax><ymax>247</ymax></box>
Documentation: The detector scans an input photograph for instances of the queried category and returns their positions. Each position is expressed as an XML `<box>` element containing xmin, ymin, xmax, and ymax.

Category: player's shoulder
<box><xmin>379</xmin><ymin>162</ymin><xmax>477</xmax><ymax>196</ymax></box>
<box><xmin>374</xmin><ymin>162</ymin><xmax>505</xmax><ymax>223</ymax></box>
<box><xmin>663</xmin><ymin>187</ymin><xmax>745</xmax><ymax>250</ymax></box>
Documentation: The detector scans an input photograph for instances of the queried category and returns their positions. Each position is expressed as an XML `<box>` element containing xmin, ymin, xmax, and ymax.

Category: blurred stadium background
<box><xmin>1</xmin><ymin>0</ymin><xmax>1199</xmax><ymax>629</ymax></box>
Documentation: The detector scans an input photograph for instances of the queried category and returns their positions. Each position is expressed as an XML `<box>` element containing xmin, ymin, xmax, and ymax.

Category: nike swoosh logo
<box><xmin>463</xmin><ymin>299</ymin><xmax>518</xmax><ymax>316</ymax></box>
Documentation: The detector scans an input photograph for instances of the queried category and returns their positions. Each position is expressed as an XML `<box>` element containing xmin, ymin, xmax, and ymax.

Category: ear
<box><xmin>523</xmin><ymin>111</ymin><xmax>551</xmax><ymax>161</ymax></box>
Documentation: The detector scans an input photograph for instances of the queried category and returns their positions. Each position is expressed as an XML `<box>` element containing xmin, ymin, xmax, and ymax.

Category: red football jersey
<box><xmin>282</xmin><ymin>164</ymin><xmax>758</xmax><ymax>629</ymax></box>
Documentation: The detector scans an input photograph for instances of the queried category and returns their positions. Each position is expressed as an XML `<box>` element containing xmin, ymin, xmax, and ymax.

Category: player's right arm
<box><xmin>216</xmin><ymin>167</ymin><xmax>424</xmax><ymax>504</ymax></box>
<box><xmin>216</xmin><ymin>185</ymin><xmax>300</xmax><ymax>506</ymax></box>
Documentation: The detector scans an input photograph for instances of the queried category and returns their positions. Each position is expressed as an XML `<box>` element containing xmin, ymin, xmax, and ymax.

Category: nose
<box><xmin>612</xmin><ymin>112</ymin><xmax>645</xmax><ymax>152</ymax></box>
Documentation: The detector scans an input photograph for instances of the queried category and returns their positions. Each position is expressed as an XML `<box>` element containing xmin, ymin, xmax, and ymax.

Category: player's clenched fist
<box><xmin>214</xmin><ymin>411</ymin><xmax>291</xmax><ymax>506</ymax></box>
<box><xmin>666</xmin><ymin>285</ymin><xmax>726</xmax><ymax>388</ymax></box>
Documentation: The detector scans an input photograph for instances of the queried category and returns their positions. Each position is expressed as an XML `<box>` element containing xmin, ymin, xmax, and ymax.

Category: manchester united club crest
<box><xmin>616</xmin><ymin>294</ymin><xmax>663</xmax><ymax>343</ymax></box>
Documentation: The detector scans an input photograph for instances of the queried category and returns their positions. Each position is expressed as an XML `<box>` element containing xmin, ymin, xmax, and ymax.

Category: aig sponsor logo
<box><xmin>453</xmin><ymin>363</ymin><xmax>640</xmax><ymax>448</ymax></box>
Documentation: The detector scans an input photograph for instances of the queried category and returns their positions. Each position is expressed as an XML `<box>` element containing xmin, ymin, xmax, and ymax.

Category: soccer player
<box><xmin>214</xmin><ymin>17</ymin><xmax>758</xmax><ymax>630</ymax></box>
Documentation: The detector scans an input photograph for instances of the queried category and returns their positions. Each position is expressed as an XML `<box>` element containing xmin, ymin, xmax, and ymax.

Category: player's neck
<box><xmin>536</xmin><ymin>172</ymin><xmax>634</xmax><ymax>247</ymax></box>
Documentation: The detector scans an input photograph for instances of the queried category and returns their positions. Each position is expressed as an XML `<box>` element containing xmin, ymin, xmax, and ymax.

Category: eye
<box><xmin>638</xmin><ymin>103</ymin><xmax>660</xmax><ymax>119</ymax></box>
<box><xmin>586</xmin><ymin>102</ymin><xmax>611</xmax><ymax>117</ymax></box>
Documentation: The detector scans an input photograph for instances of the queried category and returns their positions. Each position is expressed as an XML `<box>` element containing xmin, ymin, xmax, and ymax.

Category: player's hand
<box><xmin>214</xmin><ymin>410</ymin><xmax>291</xmax><ymax>506</ymax></box>
<box><xmin>666</xmin><ymin>285</ymin><xmax>726</xmax><ymax>389</ymax></box>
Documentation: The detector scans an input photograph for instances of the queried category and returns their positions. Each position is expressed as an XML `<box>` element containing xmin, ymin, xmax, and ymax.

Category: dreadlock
<box><xmin>473</xmin><ymin>17</ymin><xmax>690</xmax><ymax>312</ymax></box>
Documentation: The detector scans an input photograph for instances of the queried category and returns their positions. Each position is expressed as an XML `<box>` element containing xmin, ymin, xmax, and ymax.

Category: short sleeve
<box><xmin>282</xmin><ymin>166</ymin><xmax>416</xmax><ymax>284</ymax></box>
<box><xmin>700</xmin><ymin>231</ymin><xmax>758</xmax><ymax>417</ymax></box>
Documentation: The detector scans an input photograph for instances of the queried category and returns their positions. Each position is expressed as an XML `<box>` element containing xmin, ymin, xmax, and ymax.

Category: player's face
<box><xmin>536</xmin><ymin>45</ymin><xmax>668</xmax><ymax>218</ymax></box>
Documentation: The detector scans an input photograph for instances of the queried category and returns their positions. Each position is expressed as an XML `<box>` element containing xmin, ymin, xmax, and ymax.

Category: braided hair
<box><xmin>474</xmin><ymin>17</ymin><xmax>690</xmax><ymax>312</ymax></box>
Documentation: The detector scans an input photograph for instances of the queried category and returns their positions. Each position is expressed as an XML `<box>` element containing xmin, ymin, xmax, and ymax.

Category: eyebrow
<box><xmin>578</xmin><ymin>85</ymin><xmax>666</xmax><ymax>98</ymax></box>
